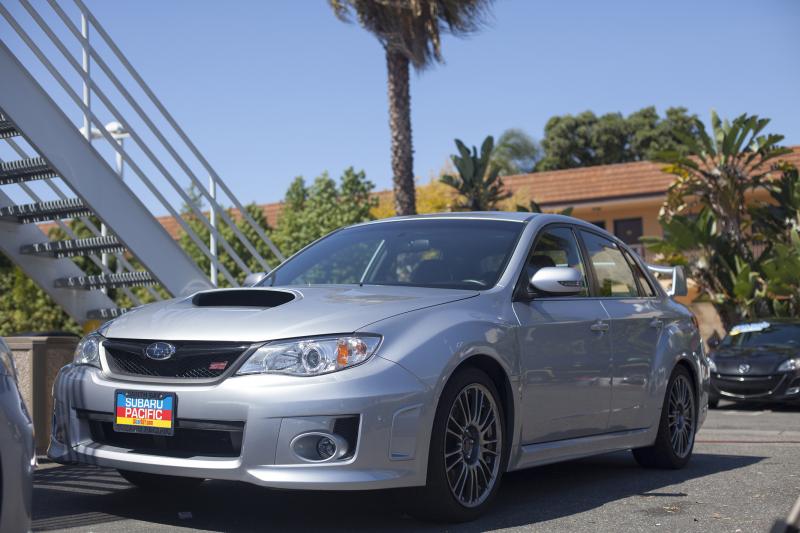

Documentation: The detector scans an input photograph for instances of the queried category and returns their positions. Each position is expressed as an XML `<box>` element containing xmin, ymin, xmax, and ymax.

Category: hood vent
<box><xmin>191</xmin><ymin>289</ymin><xmax>295</xmax><ymax>308</ymax></box>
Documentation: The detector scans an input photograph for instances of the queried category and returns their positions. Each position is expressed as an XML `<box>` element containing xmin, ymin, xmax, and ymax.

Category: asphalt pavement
<box><xmin>32</xmin><ymin>401</ymin><xmax>800</xmax><ymax>532</ymax></box>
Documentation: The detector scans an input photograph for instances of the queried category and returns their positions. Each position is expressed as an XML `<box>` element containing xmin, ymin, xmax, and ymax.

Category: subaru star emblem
<box><xmin>738</xmin><ymin>363</ymin><xmax>751</xmax><ymax>374</ymax></box>
<box><xmin>144</xmin><ymin>342</ymin><xmax>176</xmax><ymax>361</ymax></box>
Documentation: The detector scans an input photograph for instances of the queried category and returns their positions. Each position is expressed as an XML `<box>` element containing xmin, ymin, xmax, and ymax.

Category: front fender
<box><xmin>361</xmin><ymin>293</ymin><xmax>522</xmax><ymax>459</ymax></box>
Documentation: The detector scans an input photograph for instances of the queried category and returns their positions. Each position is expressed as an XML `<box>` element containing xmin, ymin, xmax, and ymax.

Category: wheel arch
<box><xmin>448</xmin><ymin>354</ymin><xmax>516</xmax><ymax>458</ymax></box>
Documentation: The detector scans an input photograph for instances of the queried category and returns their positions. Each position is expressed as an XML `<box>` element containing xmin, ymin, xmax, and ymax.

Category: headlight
<box><xmin>74</xmin><ymin>332</ymin><xmax>103</xmax><ymax>368</ymax></box>
<box><xmin>237</xmin><ymin>335</ymin><xmax>381</xmax><ymax>376</ymax></box>
<box><xmin>0</xmin><ymin>342</ymin><xmax>17</xmax><ymax>379</ymax></box>
<box><xmin>707</xmin><ymin>357</ymin><xmax>717</xmax><ymax>373</ymax></box>
<box><xmin>777</xmin><ymin>358</ymin><xmax>800</xmax><ymax>372</ymax></box>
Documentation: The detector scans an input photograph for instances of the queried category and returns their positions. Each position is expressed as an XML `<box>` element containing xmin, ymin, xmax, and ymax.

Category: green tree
<box><xmin>0</xmin><ymin>252</ymin><xmax>80</xmax><ymax>336</ymax></box>
<box><xmin>329</xmin><ymin>0</ymin><xmax>494</xmax><ymax>216</ymax></box>
<box><xmin>491</xmin><ymin>128</ymin><xmax>540</xmax><ymax>176</ymax></box>
<box><xmin>538</xmin><ymin>106</ymin><xmax>700</xmax><ymax>170</ymax></box>
<box><xmin>440</xmin><ymin>136</ymin><xmax>510</xmax><ymax>211</ymax></box>
<box><xmin>643</xmin><ymin>112</ymin><xmax>797</xmax><ymax>327</ymax></box>
<box><xmin>178</xmin><ymin>199</ymin><xmax>277</xmax><ymax>286</ymax></box>
<box><xmin>272</xmin><ymin>167</ymin><xmax>377</xmax><ymax>256</ymax></box>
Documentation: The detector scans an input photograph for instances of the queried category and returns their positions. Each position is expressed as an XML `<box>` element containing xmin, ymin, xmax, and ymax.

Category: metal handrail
<box><xmin>15</xmin><ymin>0</ymin><xmax>249</xmax><ymax>282</ymax></box>
<box><xmin>1</xmin><ymin>0</ymin><xmax>284</xmax><ymax>293</ymax></box>
<box><xmin>49</xmin><ymin>0</ymin><xmax>278</xmax><ymax>272</ymax></box>
<box><xmin>0</xmin><ymin>2</ymin><xmax>239</xmax><ymax>286</ymax></box>
<box><xmin>73</xmin><ymin>0</ymin><xmax>285</xmax><ymax>264</ymax></box>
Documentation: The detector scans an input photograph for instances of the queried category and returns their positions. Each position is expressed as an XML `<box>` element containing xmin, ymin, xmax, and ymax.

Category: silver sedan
<box><xmin>1</xmin><ymin>338</ymin><xmax>34</xmax><ymax>533</ymax></box>
<box><xmin>49</xmin><ymin>213</ymin><xmax>708</xmax><ymax>522</ymax></box>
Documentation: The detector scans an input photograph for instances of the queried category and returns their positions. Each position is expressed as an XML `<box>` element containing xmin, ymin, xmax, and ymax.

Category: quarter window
<box><xmin>580</xmin><ymin>231</ymin><xmax>639</xmax><ymax>297</ymax></box>
<box><xmin>623</xmin><ymin>250</ymin><xmax>656</xmax><ymax>297</ymax></box>
<box><xmin>525</xmin><ymin>227</ymin><xmax>588</xmax><ymax>297</ymax></box>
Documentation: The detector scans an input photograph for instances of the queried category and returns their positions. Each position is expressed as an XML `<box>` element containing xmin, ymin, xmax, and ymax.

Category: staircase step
<box><xmin>20</xmin><ymin>236</ymin><xmax>124</xmax><ymax>258</ymax></box>
<box><xmin>0</xmin><ymin>157</ymin><xmax>57</xmax><ymax>185</ymax></box>
<box><xmin>54</xmin><ymin>271</ymin><xmax>156</xmax><ymax>290</ymax></box>
<box><xmin>87</xmin><ymin>307</ymin><xmax>129</xmax><ymax>320</ymax></box>
<box><xmin>0</xmin><ymin>113</ymin><xmax>20</xmax><ymax>139</ymax></box>
<box><xmin>0</xmin><ymin>198</ymin><xmax>91</xmax><ymax>224</ymax></box>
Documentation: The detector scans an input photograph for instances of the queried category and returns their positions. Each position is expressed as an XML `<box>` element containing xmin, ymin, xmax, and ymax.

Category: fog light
<box><xmin>290</xmin><ymin>431</ymin><xmax>348</xmax><ymax>462</ymax></box>
<box><xmin>787</xmin><ymin>387</ymin><xmax>800</xmax><ymax>396</ymax></box>
<box><xmin>316</xmin><ymin>436</ymin><xmax>336</xmax><ymax>459</ymax></box>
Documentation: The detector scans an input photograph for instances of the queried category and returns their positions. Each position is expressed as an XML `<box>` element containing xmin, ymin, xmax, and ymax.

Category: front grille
<box><xmin>714</xmin><ymin>374</ymin><xmax>784</xmax><ymax>397</ymax></box>
<box><xmin>103</xmin><ymin>339</ymin><xmax>252</xmax><ymax>380</ymax></box>
<box><xmin>87</xmin><ymin>419</ymin><xmax>244</xmax><ymax>458</ymax></box>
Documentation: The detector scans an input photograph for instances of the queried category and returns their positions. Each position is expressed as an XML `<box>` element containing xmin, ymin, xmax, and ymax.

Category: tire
<box><xmin>633</xmin><ymin>365</ymin><xmax>697</xmax><ymax>469</ymax></box>
<box><xmin>409</xmin><ymin>367</ymin><xmax>508</xmax><ymax>523</ymax></box>
<box><xmin>117</xmin><ymin>469</ymin><xmax>205</xmax><ymax>491</ymax></box>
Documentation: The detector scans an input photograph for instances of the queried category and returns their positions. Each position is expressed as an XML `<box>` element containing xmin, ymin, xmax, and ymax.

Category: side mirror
<box><xmin>530</xmin><ymin>267</ymin><xmax>584</xmax><ymax>295</ymax></box>
<box><xmin>243</xmin><ymin>271</ymin><xmax>267</xmax><ymax>287</ymax></box>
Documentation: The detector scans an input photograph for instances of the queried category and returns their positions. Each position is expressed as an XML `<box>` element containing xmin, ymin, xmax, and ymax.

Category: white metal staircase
<box><xmin>0</xmin><ymin>0</ymin><xmax>284</xmax><ymax>327</ymax></box>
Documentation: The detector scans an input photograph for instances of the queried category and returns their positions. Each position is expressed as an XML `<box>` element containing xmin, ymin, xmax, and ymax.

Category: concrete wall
<box><xmin>6</xmin><ymin>336</ymin><xmax>76</xmax><ymax>454</ymax></box>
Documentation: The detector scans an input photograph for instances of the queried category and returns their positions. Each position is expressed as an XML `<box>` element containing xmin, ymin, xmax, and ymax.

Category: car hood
<box><xmin>103</xmin><ymin>285</ymin><xmax>479</xmax><ymax>343</ymax></box>
<box><xmin>711</xmin><ymin>345</ymin><xmax>799</xmax><ymax>375</ymax></box>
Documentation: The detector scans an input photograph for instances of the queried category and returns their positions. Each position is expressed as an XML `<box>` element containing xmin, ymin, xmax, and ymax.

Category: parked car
<box><xmin>49</xmin><ymin>213</ymin><xmax>708</xmax><ymax>522</ymax></box>
<box><xmin>0</xmin><ymin>338</ymin><xmax>34</xmax><ymax>533</ymax></box>
<box><xmin>708</xmin><ymin>319</ymin><xmax>800</xmax><ymax>407</ymax></box>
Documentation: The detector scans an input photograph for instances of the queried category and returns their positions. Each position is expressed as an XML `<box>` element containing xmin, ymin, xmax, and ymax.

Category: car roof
<box><xmin>353</xmin><ymin>211</ymin><xmax>541</xmax><ymax>227</ymax></box>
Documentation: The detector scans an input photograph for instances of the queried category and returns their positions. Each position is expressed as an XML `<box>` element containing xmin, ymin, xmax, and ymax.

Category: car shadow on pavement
<box><xmin>32</xmin><ymin>451</ymin><xmax>764</xmax><ymax>532</ymax></box>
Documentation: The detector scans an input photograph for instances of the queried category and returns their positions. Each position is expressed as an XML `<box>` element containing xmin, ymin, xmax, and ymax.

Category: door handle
<box><xmin>649</xmin><ymin>318</ymin><xmax>664</xmax><ymax>329</ymax></box>
<box><xmin>590</xmin><ymin>321</ymin><xmax>609</xmax><ymax>333</ymax></box>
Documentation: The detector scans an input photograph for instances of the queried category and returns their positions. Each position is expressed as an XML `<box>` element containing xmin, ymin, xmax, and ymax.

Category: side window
<box><xmin>623</xmin><ymin>250</ymin><xmax>656</xmax><ymax>297</ymax></box>
<box><xmin>525</xmin><ymin>227</ymin><xmax>588</xmax><ymax>297</ymax></box>
<box><xmin>579</xmin><ymin>231</ymin><xmax>639</xmax><ymax>297</ymax></box>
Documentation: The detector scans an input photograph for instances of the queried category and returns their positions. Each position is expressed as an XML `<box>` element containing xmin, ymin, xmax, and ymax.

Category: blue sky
<box><xmin>7</xmin><ymin>0</ymin><xmax>800</xmax><ymax>207</ymax></box>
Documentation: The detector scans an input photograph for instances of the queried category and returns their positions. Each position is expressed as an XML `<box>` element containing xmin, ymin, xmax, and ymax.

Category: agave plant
<box><xmin>516</xmin><ymin>199</ymin><xmax>573</xmax><ymax>216</ymax></box>
<box><xmin>656</xmin><ymin>111</ymin><xmax>791</xmax><ymax>263</ymax></box>
<box><xmin>440</xmin><ymin>136</ymin><xmax>511</xmax><ymax>211</ymax></box>
<box><xmin>646</xmin><ymin>113</ymin><xmax>799</xmax><ymax>327</ymax></box>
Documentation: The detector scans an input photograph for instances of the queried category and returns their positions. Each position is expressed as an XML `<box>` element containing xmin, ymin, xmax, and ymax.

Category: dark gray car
<box><xmin>0</xmin><ymin>338</ymin><xmax>34</xmax><ymax>533</ymax></box>
<box><xmin>709</xmin><ymin>319</ymin><xmax>800</xmax><ymax>406</ymax></box>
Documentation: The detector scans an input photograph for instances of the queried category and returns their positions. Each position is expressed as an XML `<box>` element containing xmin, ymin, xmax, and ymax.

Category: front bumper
<box><xmin>48</xmin><ymin>356</ymin><xmax>433</xmax><ymax>491</ymax></box>
<box><xmin>710</xmin><ymin>370</ymin><xmax>800</xmax><ymax>403</ymax></box>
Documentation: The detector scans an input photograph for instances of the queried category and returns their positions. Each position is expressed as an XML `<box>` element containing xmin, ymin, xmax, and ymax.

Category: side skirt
<box><xmin>508</xmin><ymin>427</ymin><xmax>656</xmax><ymax>472</ymax></box>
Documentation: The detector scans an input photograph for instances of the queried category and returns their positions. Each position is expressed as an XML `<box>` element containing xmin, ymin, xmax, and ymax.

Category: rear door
<box><xmin>578</xmin><ymin>230</ymin><xmax>662</xmax><ymax>431</ymax></box>
<box><xmin>513</xmin><ymin>225</ymin><xmax>613</xmax><ymax>444</ymax></box>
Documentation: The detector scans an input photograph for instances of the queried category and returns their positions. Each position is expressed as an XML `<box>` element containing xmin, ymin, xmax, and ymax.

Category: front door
<box><xmin>578</xmin><ymin>230</ymin><xmax>662</xmax><ymax>431</ymax></box>
<box><xmin>513</xmin><ymin>226</ymin><xmax>613</xmax><ymax>444</ymax></box>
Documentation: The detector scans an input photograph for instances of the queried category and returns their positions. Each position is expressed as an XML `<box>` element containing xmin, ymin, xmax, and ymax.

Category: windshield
<box><xmin>261</xmin><ymin>219</ymin><xmax>524</xmax><ymax>290</ymax></box>
<box><xmin>721</xmin><ymin>322</ymin><xmax>800</xmax><ymax>348</ymax></box>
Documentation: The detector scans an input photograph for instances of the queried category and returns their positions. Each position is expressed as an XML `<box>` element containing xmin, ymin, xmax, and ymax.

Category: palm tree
<box><xmin>329</xmin><ymin>0</ymin><xmax>495</xmax><ymax>215</ymax></box>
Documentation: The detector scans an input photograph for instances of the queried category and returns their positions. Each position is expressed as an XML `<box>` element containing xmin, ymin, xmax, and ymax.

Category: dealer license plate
<box><xmin>113</xmin><ymin>390</ymin><xmax>176</xmax><ymax>436</ymax></box>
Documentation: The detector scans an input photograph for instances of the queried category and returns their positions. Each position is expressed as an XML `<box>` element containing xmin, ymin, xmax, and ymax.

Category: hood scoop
<box><xmin>191</xmin><ymin>289</ymin><xmax>295</xmax><ymax>308</ymax></box>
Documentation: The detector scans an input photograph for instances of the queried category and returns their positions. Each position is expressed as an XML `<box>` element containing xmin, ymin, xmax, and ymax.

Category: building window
<box><xmin>614</xmin><ymin>217</ymin><xmax>644</xmax><ymax>258</ymax></box>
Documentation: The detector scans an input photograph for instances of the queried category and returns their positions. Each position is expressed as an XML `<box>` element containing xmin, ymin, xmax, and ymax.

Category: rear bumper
<box><xmin>48</xmin><ymin>357</ymin><xmax>434</xmax><ymax>490</ymax></box>
<box><xmin>710</xmin><ymin>371</ymin><xmax>800</xmax><ymax>403</ymax></box>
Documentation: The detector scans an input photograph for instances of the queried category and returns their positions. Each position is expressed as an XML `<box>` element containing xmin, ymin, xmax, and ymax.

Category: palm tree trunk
<box><xmin>386</xmin><ymin>49</ymin><xmax>416</xmax><ymax>215</ymax></box>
